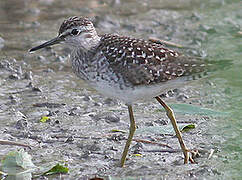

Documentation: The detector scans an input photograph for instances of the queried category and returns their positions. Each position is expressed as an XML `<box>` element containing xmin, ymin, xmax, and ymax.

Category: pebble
<box><xmin>105</xmin><ymin>114</ymin><xmax>120</xmax><ymax>123</ymax></box>
<box><xmin>103</xmin><ymin>98</ymin><xmax>118</xmax><ymax>105</ymax></box>
<box><xmin>15</xmin><ymin>119</ymin><xmax>28</xmax><ymax>129</ymax></box>
<box><xmin>55</xmin><ymin>56</ymin><xmax>66</xmax><ymax>63</ymax></box>
<box><xmin>26</xmin><ymin>82</ymin><xmax>33</xmax><ymax>88</ymax></box>
<box><xmin>93</xmin><ymin>112</ymin><xmax>120</xmax><ymax>123</ymax></box>
<box><xmin>176</xmin><ymin>94</ymin><xmax>189</xmax><ymax>101</ymax></box>
<box><xmin>154</xmin><ymin>119</ymin><xmax>168</xmax><ymax>125</ymax></box>
<box><xmin>32</xmin><ymin>87</ymin><xmax>42</xmax><ymax>92</ymax></box>
<box><xmin>132</xmin><ymin>142</ymin><xmax>143</xmax><ymax>154</ymax></box>
<box><xmin>83</xmin><ymin>95</ymin><xmax>93</xmax><ymax>101</ymax></box>
<box><xmin>9</xmin><ymin>73</ymin><xmax>20</xmax><ymax>80</ymax></box>
<box><xmin>16</xmin><ymin>65</ymin><xmax>22</xmax><ymax>75</ymax></box>
<box><xmin>65</xmin><ymin>136</ymin><xmax>75</xmax><ymax>143</ymax></box>
<box><xmin>23</xmin><ymin>71</ymin><xmax>33</xmax><ymax>80</ymax></box>
<box><xmin>37</xmin><ymin>55</ymin><xmax>47</xmax><ymax>62</ymax></box>
<box><xmin>69</xmin><ymin>106</ymin><xmax>83</xmax><ymax>116</ymax></box>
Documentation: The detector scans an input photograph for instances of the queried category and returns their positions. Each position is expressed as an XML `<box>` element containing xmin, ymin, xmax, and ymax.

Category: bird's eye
<box><xmin>71</xmin><ymin>29</ymin><xmax>79</xmax><ymax>36</ymax></box>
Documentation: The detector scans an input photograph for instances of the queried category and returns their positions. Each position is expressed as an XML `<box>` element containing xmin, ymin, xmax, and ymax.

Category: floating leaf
<box><xmin>42</xmin><ymin>163</ymin><xmax>68</xmax><ymax>176</ymax></box>
<box><xmin>40</xmin><ymin>116</ymin><xmax>50</xmax><ymax>123</ymax></box>
<box><xmin>181</xmin><ymin>124</ymin><xmax>196</xmax><ymax>132</ymax></box>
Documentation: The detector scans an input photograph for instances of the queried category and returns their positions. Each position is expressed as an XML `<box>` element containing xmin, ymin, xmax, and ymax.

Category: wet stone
<box><xmin>33</xmin><ymin>102</ymin><xmax>66</xmax><ymax>108</ymax></box>
<box><xmin>92</xmin><ymin>112</ymin><xmax>120</xmax><ymax>123</ymax></box>
<box><xmin>23</xmin><ymin>71</ymin><xmax>33</xmax><ymax>80</ymax></box>
<box><xmin>43</xmin><ymin>68</ymin><xmax>54</xmax><ymax>73</ymax></box>
<box><xmin>199</xmin><ymin>24</ymin><xmax>216</xmax><ymax>33</ymax></box>
<box><xmin>37</xmin><ymin>55</ymin><xmax>47</xmax><ymax>62</ymax></box>
<box><xmin>26</xmin><ymin>82</ymin><xmax>33</xmax><ymax>88</ymax></box>
<box><xmin>47</xmin><ymin>110</ymin><xmax>60</xmax><ymax>116</ymax></box>
<box><xmin>54</xmin><ymin>120</ymin><xmax>60</xmax><ymax>124</ymax></box>
<box><xmin>132</xmin><ymin>142</ymin><xmax>143</xmax><ymax>154</ymax></box>
<box><xmin>145</xmin><ymin>122</ymin><xmax>154</xmax><ymax>126</ymax></box>
<box><xmin>108</xmin><ymin>134</ymin><xmax>125</xmax><ymax>141</ymax></box>
<box><xmin>68</xmin><ymin>106</ymin><xmax>83</xmax><ymax>116</ymax></box>
<box><xmin>83</xmin><ymin>95</ymin><xmax>93</xmax><ymax>101</ymax></box>
<box><xmin>55</xmin><ymin>55</ymin><xmax>66</xmax><ymax>63</ymax></box>
<box><xmin>9</xmin><ymin>73</ymin><xmax>20</xmax><ymax>80</ymax></box>
<box><xmin>32</xmin><ymin>87</ymin><xmax>42</xmax><ymax>92</ymax></box>
<box><xmin>154</xmin><ymin>119</ymin><xmax>168</xmax><ymax>125</ymax></box>
<box><xmin>16</xmin><ymin>65</ymin><xmax>22</xmax><ymax>75</ymax></box>
<box><xmin>15</xmin><ymin>119</ymin><xmax>28</xmax><ymax>129</ymax></box>
<box><xmin>65</xmin><ymin>136</ymin><xmax>75</xmax><ymax>143</ymax></box>
<box><xmin>103</xmin><ymin>98</ymin><xmax>119</xmax><ymax>105</ymax></box>
<box><xmin>9</xmin><ymin>95</ymin><xmax>19</xmax><ymax>104</ymax></box>
<box><xmin>105</xmin><ymin>114</ymin><xmax>120</xmax><ymax>123</ymax></box>
<box><xmin>94</xmin><ymin>102</ymin><xmax>102</xmax><ymax>106</ymax></box>
<box><xmin>87</xmin><ymin>143</ymin><xmax>101</xmax><ymax>152</ymax></box>
<box><xmin>0</xmin><ymin>60</ymin><xmax>10</xmax><ymax>68</ymax></box>
<box><xmin>176</xmin><ymin>93</ymin><xmax>189</xmax><ymax>101</ymax></box>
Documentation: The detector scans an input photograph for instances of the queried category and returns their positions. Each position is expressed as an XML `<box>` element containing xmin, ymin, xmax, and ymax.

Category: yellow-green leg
<box><xmin>120</xmin><ymin>105</ymin><xmax>136</xmax><ymax>167</ymax></box>
<box><xmin>155</xmin><ymin>96</ymin><xmax>194</xmax><ymax>164</ymax></box>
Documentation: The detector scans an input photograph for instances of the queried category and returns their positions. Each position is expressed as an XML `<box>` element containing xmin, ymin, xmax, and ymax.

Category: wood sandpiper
<box><xmin>29</xmin><ymin>16</ymin><xmax>207</xmax><ymax>167</ymax></box>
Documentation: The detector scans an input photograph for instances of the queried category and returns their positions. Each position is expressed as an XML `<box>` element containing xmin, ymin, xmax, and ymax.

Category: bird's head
<box><xmin>29</xmin><ymin>16</ymin><xmax>100</xmax><ymax>52</ymax></box>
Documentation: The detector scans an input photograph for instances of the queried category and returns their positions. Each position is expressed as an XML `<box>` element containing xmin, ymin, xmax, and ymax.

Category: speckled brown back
<box><xmin>96</xmin><ymin>34</ymin><xmax>206</xmax><ymax>85</ymax></box>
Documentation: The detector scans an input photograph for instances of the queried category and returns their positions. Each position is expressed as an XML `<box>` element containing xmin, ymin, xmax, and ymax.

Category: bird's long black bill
<box><xmin>29</xmin><ymin>36</ymin><xmax>62</xmax><ymax>52</ymax></box>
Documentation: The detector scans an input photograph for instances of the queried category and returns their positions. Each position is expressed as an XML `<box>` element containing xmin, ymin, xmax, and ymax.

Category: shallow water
<box><xmin>0</xmin><ymin>0</ymin><xmax>241</xmax><ymax>179</ymax></box>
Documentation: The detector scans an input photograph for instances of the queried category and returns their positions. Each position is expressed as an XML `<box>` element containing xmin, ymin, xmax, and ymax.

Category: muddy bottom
<box><xmin>0</xmin><ymin>58</ymin><xmax>219</xmax><ymax>179</ymax></box>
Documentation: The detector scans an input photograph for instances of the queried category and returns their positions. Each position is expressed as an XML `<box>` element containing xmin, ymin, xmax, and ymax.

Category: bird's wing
<box><xmin>97</xmin><ymin>34</ymin><xmax>206</xmax><ymax>86</ymax></box>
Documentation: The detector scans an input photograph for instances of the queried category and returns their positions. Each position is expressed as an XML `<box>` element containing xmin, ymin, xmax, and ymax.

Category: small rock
<box><xmin>33</xmin><ymin>102</ymin><xmax>65</xmax><ymax>108</ymax></box>
<box><xmin>15</xmin><ymin>119</ymin><xmax>28</xmax><ymax>129</ymax></box>
<box><xmin>132</xmin><ymin>142</ymin><xmax>143</xmax><ymax>154</ymax></box>
<box><xmin>176</xmin><ymin>94</ymin><xmax>189</xmax><ymax>101</ymax></box>
<box><xmin>37</xmin><ymin>55</ymin><xmax>47</xmax><ymax>62</ymax></box>
<box><xmin>145</xmin><ymin>122</ymin><xmax>154</xmax><ymax>126</ymax></box>
<box><xmin>9</xmin><ymin>95</ymin><xmax>19</xmax><ymax>104</ymax></box>
<box><xmin>65</xmin><ymin>136</ymin><xmax>75</xmax><ymax>143</ymax></box>
<box><xmin>55</xmin><ymin>56</ymin><xmax>66</xmax><ymax>63</ymax></box>
<box><xmin>43</xmin><ymin>68</ymin><xmax>54</xmax><ymax>73</ymax></box>
<box><xmin>154</xmin><ymin>119</ymin><xmax>168</xmax><ymax>125</ymax></box>
<box><xmin>83</xmin><ymin>95</ymin><xmax>93</xmax><ymax>101</ymax></box>
<box><xmin>16</xmin><ymin>65</ymin><xmax>22</xmax><ymax>75</ymax></box>
<box><xmin>26</xmin><ymin>82</ymin><xmax>33</xmax><ymax>88</ymax></box>
<box><xmin>93</xmin><ymin>112</ymin><xmax>120</xmax><ymax>123</ymax></box>
<box><xmin>108</xmin><ymin>134</ymin><xmax>125</xmax><ymax>141</ymax></box>
<box><xmin>94</xmin><ymin>102</ymin><xmax>102</xmax><ymax>106</ymax></box>
<box><xmin>23</xmin><ymin>71</ymin><xmax>33</xmax><ymax>80</ymax></box>
<box><xmin>87</xmin><ymin>142</ymin><xmax>101</xmax><ymax>151</ymax></box>
<box><xmin>32</xmin><ymin>87</ymin><xmax>42</xmax><ymax>92</ymax></box>
<box><xmin>47</xmin><ymin>110</ymin><xmax>60</xmax><ymax>116</ymax></box>
<box><xmin>199</xmin><ymin>24</ymin><xmax>216</xmax><ymax>33</ymax></box>
<box><xmin>55</xmin><ymin>120</ymin><xmax>60</xmax><ymax>124</ymax></box>
<box><xmin>103</xmin><ymin>98</ymin><xmax>118</xmax><ymax>105</ymax></box>
<box><xmin>69</xmin><ymin>106</ymin><xmax>83</xmax><ymax>116</ymax></box>
<box><xmin>9</xmin><ymin>73</ymin><xmax>20</xmax><ymax>80</ymax></box>
<box><xmin>105</xmin><ymin>114</ymin><xmax>120</xmax><ymax>123</ymax></box>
